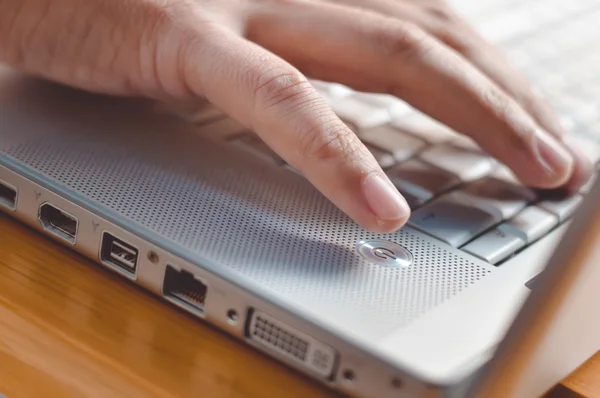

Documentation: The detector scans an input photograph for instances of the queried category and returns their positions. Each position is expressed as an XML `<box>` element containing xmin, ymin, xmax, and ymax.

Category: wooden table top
<box><xmin>0</xmin><ymin>213</ymin><xmax>598</xmax><ymax>398</ymax></box>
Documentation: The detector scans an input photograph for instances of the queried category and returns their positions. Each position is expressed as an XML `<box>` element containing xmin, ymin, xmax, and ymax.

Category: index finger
<box><xmin>181</xmin><ymin>26</ymin><xmax>410</xmax><ymax>233</ymax></box>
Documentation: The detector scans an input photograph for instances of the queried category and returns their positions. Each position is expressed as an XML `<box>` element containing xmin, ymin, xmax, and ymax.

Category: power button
<box><xmin>356</xmin><ymin>239</ymin><xmax>413</xmax><ymax>268</ymax></box>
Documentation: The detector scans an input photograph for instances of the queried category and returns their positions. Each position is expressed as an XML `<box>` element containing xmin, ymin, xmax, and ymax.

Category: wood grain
<box><xmin>0</xmin><ymin>214</ymin><xmax>598</xmax><ymax>398</ymax></box>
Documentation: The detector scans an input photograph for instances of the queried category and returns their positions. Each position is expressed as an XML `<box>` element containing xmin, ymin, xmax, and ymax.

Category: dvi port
<box><xmin>247</xmin><ymin>309</ymin><xmax>338</xmax><ymax>379</ymax></box>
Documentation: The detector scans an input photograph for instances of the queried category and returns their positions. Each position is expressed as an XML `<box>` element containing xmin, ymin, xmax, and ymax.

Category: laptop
<box><xmin>1</xmin><ymin>0</ymin><xmax>599</xmax><ymax>396</ymax></box>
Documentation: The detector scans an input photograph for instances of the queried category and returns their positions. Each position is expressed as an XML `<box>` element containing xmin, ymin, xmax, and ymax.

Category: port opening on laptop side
<box><xmin>162</xmin><ymin>265</ymin><xmax>208</xmax><ymax>317</ymax></box>
<box><xmin>38</xmin><ymin>202</ymin><xmax>78</xmax><ymax>244</ymax></box>
<box><xmin>244</xmin><ymin>307</ymin><xmax>340</xmax><ymax>383</ymax></box>
<box><xmin>0</xmin><ymin>180</ymin><xmax>17</xmax><ymax>210</ymax></box>
<box><xmin>100</xmin><ymin>232</ymin><xmax>140</xmax><ymax>277</ymax></box>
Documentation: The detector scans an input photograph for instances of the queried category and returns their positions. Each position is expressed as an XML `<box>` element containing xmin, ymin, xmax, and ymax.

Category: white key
<box><xmin>331</xmin><ymin>96</ymin><xmax>391</xmax><ymax>129</ymax></box>
<box><xmin>409</xmin><ymin>191</ymin><xmax>501</xmax><ymax>247</ymax></box>
<box><xmin>398</xmin><ymin>190</ymin><xmax>424</xmax><ymax>210</ymax></box>
<box><xmin>491</xmin><ymin>165</ymin><xmax>521</xmax><ymax>185</ymax></box>
<box><xmin>391</xmin><ymin>113</ymin><xmax>458</xmax><ymax>144</ymax></box>
<box><xmin>230</xmin><ymin>134</ymin><xmax>285</xmax><ymax>165</ymax></box>
<box><xmin>460</xmin><ymin>178</ymin><xmax>536</xmax><ymax>220</ymax></box>
<box><xmin>353</xmin><ymin>93</ymin><xmax>413</xmax><ymax>118</ymax></box>
<box><xmin>420</xmin><ymin>144</ymin><xmax>496</xmax><ymax>182</ymax></box>
<box><xmin>462</xmin><ymin>228</ymin><xmax>525</xmax><ymax>264</ymax></box>
<box><xmin>498</xmin><ymin>206</ymin><xmax>558</xmax><ymax>243</ymax></box>
<box><xmin>538</xmin><ymin>194</ymin><xmax>584</xmax><ymax>221</ymax></box>
<box><xmin>364</xmin><ymin>144</ymin><xmax>396</xmax><ymax>169</ymax></box>
<box><xmin>387</xmin><ymin>160</ymin><xmax>460</xmax><ymax>206</ymax></box>
<box><xmin>360</xmin><ymin>125</ymin><xmax>426</xmax><ymax>163</ymax></box>
<box><xmin>310</xmin><ymin>80</ymin><xmax>354</xmax><ymax>101</ymax></box>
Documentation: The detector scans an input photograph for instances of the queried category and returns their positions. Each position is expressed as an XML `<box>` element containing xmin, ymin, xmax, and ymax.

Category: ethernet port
<box><xmin>100</xmin><ymin>232</ymin><xmax>139</xmax><ymax>275</ymax></box>
<box><xmin>162</xmin><ymin>265</ymin><xmax>207</xmax><ymax>316</ymax></box>
<box><xmin>38</xmin><ymin>203</ymin><xmax>78</xmax><ymax>244</ymax></box>
<box><xmin>0</xmin><ymin>181</ymin><xmax>17</xmax><ymax>210</ymax></box>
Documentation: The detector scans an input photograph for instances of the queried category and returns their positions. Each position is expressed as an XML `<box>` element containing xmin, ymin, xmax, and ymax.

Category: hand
<box><xmin>0</xmin><ymin>0</ymin><xmax>592</xmax><ymax>233</ymax></box>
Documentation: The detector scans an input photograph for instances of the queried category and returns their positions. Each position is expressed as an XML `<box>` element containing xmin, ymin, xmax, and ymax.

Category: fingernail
<box><xmin>362</xmin><ymin>173</ymin><xmax>410</xmax><ymax>221</ymax></box>
<box><xmin>532</xmin><ymin>129</ymin><xmax>574</xmax><ymax>184</ymax></box>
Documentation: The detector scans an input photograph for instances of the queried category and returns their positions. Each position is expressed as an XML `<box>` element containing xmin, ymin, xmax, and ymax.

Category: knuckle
<box><xmin>252</xmin><ymin>68</ymin><xmax>316</xmax><ymax>110</ymax></box>
<box><xmin>481</xmin><ymin>85</ymin><xmax>512</xmax><ymax>119</ymax></box>
<box><xmin>373</xmin><ymin>22</ymin><xmax>432</xmax><ymax>62</ymax></box>
<box><xmin>300</xmin><ymin>122</ymin><xmax>364</xmax><ymax>163</ymax></box>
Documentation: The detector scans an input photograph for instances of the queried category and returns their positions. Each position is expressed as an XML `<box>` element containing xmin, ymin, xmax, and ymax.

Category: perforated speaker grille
<box><xmin>0</xmin><ymin>89</ymin><xmax>493</xmax><ymax>340</ymax></box>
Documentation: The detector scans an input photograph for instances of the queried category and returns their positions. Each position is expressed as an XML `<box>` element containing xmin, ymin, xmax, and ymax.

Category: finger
<box><xmin>324</xmin><ymin>0</ymin><xmax>568</xmax><ymax>139</ymax></box>
<box><xmin>180</xmin><ymin>24</ymin><xmax>410</xmax><ymax>232</ymax></box>
<box><xmin>245</xmin><ymin>1</ymin><xmax>578</xmax><ymax>189</ymax></box>
<box><xmin>324</xmin><ymin>0</ymin><xmax>594</xmax><ymax>192</ymax></box>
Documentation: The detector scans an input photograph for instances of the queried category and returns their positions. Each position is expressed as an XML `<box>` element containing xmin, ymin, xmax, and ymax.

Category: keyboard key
<box><xmin>391</xmin><ymin>113</ymin><xmax>458</xmax><ymax>144</ymax></box>
<box><xmin>460</xmin><ymin>178</ymin><xmax>536</xmax><ymax>220</ymax></box>
<box><xmin>450</xmin><ymin>135</ymin><xmax>482</xmax><ymax>151</ymax></box>
<box><xmin>538</xmin><ymin>194</ymin><xmax>583</xmax><ymax>221</ymax></box>
<box><xmin>331</xmin><ymin>96</ymin><xmax>392</xmax><ymax>129</ymax></box>
<box><xmin>462</xmin><ymin>228</ymin><xmax>525</xmax><ymax>264</ymax></box>
<box><xmin>387</xmin><ymin>160</ymin><xmax>460</xmax><ymax>207</ymax></box>
<box><xmin>360</xmin><ymin>125</ymin><xmax>426</xmax><ymax>163</ymax></box>
<box><xmin>310</xmin><ymin>80</ymin><xmax>354</xmax><ymax>102</ymax></box>
<box><xmin>498</xmin><ymin>206</ymin><xmax>558</xmax><ymax>243</ymax></box>
<box><xmin>491</xmin><ymin>165</ymin><xmax>521</xmax><ymax>185</ymax></box>
<box><xmin>409</xmin><ymin>192</ymin><xmax>501</xmax><ymax>247</ymax></box>
<box><xmin>419</xmin><ymin>144</ymin><xmax>496</xmax><ymax>182</ymax></box>
<box><xmin>397</xmin><ymin>190</ymin><xmax>423</xmax><ymax>210</ymax></box>
<box><xmin>364</xmin><ymin>144</ymin><xmax>396</xmax><ymax>169</ymax></box>
<box><xmin>230</xmin><ymin>134</ymin><xmax>285</xmax><ymax>165</ymax></box>
<box><xmin>352</xmin><ymin>93</ymin><xmax>413</xmax><ymax>118</ymax></box>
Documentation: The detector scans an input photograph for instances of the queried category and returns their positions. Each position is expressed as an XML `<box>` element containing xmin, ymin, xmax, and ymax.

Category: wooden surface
<box><xmin>0</xmin><ymin>213</ymin><xmax>598</xmax><ymax>398</ymax></box>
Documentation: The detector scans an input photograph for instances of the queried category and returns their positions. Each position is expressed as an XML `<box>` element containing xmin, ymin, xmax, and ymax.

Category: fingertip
<box><xmin>357</xmin><ymin>216</ymin><xmax>410</xmax><ymax>234</ymax></box>
<box><xmin>362</xmin><ymin>173</ymin><xmax>411</xmax><ymax>218</ymax></box>
<box><xmin>528</xmin><ymin>129</ymin><xmax>575</xmax><ymax>188</ymax></box>
<box><xmin>562</xmin><ymin>141</ymin><xmax>595</xmax><ymax>194</ymax></box>
<box><xmin>360</xmin><ymin>173</ymin><xmax>411</xmax><ymax>232</ymax></box>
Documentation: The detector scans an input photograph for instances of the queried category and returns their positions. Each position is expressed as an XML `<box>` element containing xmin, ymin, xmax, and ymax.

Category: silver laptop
<box><xmin>1</xmin><ymin>0</ymin><xmax>600</xmax><ymax>396</ymax></box>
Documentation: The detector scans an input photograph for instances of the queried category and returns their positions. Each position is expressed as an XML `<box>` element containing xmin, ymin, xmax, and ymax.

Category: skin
<box><xmin>0</xmin><ymin>0</ymin><xmax>593</xmax><ymax>233</ymax></box>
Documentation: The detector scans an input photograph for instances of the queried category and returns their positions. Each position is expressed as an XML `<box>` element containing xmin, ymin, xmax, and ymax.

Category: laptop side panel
<box><xmin>0</xmin><ymin>159</ymin><xmax>443</xmax><ymax>398</ymax></box>
<box><xmin>467</xmin><ymin>178</ymin><xmax>600</xmax><ymax>398</ymax></box>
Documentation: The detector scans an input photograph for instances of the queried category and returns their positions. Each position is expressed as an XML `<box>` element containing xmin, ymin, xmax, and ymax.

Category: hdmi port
<box><xmin>38</xmin><ymin>203</ymin><xmax>78</xmax><ymax>244</ymax></box>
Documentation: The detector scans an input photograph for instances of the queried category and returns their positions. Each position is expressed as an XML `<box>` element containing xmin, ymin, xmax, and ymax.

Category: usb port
<box><xmin>163</xmin><ymin>265</ymin><xmax>207</xmax><ymax>316</ymax></box>
<box><xmin>100</xmin><ymin>232</ymin><xmax>139</xmax><ymax>275</ymax></box>
<box><xmin>38</xmin><ymin>203</ymin><xmax>78</xmax><ymax>244</ymax></box>
<box><xmin>0</xmin><ymin>181</ymin><xmax>17</xmax><ymax>210</ymax></box>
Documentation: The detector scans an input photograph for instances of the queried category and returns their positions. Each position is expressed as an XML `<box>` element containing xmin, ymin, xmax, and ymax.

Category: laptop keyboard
<box><xmin>189</xmin><ymin>108</ymin><xmax>597</xmax><ymax>266</ymax></box>
<box><xmin>159</xmin><ymin>0</ymin><xmax>600</xmax><ymax>266</ymax></box>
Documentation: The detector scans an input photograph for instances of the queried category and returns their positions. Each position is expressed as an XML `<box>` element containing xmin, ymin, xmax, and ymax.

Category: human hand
<box><xmin>0</xmin><ymin>0</ymin><xmax>592</xmax><ymax>233</ymax></box>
